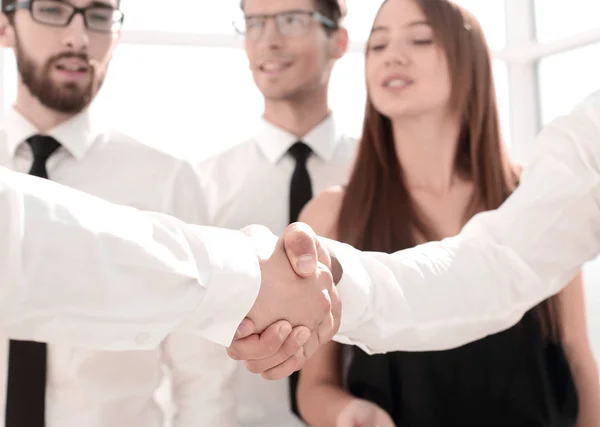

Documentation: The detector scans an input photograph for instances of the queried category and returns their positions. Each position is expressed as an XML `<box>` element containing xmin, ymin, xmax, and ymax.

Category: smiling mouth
<box><xmin>56</xmin><ymin>65</ymin><xmax>88</xmax><ymax>73</ymax></box>
<box><xmin>383</xmin><ymin>79</ymin><xmax>412</xmax><ymax>89</ymax></box>
<box><xmin>259</xmin><ymin>61</ymin><xmax>293</xmax><ymax>73</ymax></box>
<box><xmin>54</xmin><ymin>61</ymin><xmax>90</xmax><ymax>73</ymax></box>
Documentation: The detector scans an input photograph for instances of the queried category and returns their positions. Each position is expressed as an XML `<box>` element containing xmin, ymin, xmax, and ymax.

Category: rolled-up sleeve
<box><xmin>331</xmin><ymin>94</ymin><xmax>600</xmax><ymax>354</ymax></box>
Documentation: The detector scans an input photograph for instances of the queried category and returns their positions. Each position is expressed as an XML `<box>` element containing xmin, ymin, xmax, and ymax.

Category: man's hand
<box><xmin>227</xmin><ymin>223</ymin><xmax>341</xmax><ymax>379</ymax></box>
<box><xmin>246</xmin><ymin>223</ymin><xmax>334</xmax><ymax>334</ymax></box>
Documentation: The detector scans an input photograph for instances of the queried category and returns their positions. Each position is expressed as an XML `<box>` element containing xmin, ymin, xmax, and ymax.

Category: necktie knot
<box><xmin>25</xmin><ymin>135</ymin><xmax>62</xmax><ymax>179</ymax></box>
<box><xmin>288</xmin><ymin>141</ymin><xmax>312</xmax><ymax>164</ymax></box>
<box><xmin>26</xmin><ymin>135</ymin><xmax>61</xmax><ymax>162</ymax></box>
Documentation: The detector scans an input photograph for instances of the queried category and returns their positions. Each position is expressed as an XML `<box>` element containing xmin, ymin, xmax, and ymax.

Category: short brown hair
<box><xmin>240</xmin><ymin>0</ymin><xmax>346</xmax><ymax>26</ymax></box>
<box><xmin>2</xmin><ymin>0</ymin><xmax>16</xmax><ymax>13</ymax></box>
<box><xmin>315</xmin><ymin>0</ymin><xmax>346</xmax><ymax>26</ymax></box>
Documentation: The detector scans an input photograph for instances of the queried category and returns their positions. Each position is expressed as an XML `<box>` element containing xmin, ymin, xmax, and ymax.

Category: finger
<box><xmin>227</xmin><ymin>320</ymin><xmax>292</xmax><ymax>361</ymax></box>
<box><xmin>317</xmin><ymin>310</ymin><xmax>335</xmax><ymax>347</ymax></box>
<box><xmin>300</xmin><ymin>328</ymin><xmax>320</xmax><ymax>360</ymax></box>
<box><xmin>261</xmin><ymin>347</ymin><xmax>306</xmax><ymax>380</ymax></box>
<box><xmin>314</xmin><ymin>235</ymin><xmax>332</xmax><ymax>270</ymax></box>
<box><xmin>329</xmin><ymin>279</ymin><xmax>342</xmax><ymax>338</ymax></box>
<box><xmin>233</xmin><ymin>317</ymin><xmax>255</xmax><ymax>340</ymax></box>
<box><xmin>283</xmin><ymin>222</ymin><xmax>319</xmax><ymax>277</ymax></box>
<box><xmin>315</xmin><ymin>265</ymin><xmax>337</xmax><ymax>345</ymax></box>
<box><xmin>244</xmin><ymin>326</ymin><xmax>311</xmax><ymax>374</ymax></box>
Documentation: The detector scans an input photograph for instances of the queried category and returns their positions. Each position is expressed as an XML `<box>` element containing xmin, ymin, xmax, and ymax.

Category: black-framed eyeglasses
<box><xmin>233</xmin><ymin>10</ymin><xmax>337</xmax><ymax>40</ymax></box>
<box><xmin>3</xmin><ymin>0</ymin><xmax>124</xmax><ymax>33</ymax></box>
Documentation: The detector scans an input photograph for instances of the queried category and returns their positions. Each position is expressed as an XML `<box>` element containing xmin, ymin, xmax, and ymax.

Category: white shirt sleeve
<box><xmin>0</xmin><ymin>166</ymin><xmax>261</xmax><ymax>350</ymax></box>
<box><xmin>332</xmin><ymin>94</ymin><xmax>600</xmax><ymax>354</ymax></box>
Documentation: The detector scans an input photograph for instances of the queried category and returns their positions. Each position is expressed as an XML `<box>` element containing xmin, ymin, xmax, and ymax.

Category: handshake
<box><xmin>227</xmin><ymin>222</ymin><xmax>342</xmax><ymax>380</ymax></box>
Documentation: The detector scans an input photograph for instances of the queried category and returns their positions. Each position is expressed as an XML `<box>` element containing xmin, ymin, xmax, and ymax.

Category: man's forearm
<box><xmin>0</xmin><ymin>167</ymin><xmax>261</xmax><ymax>350</ymax></box>
<box><xmin>326</xmin><ymin>100</ymin><xmax>600</xmax><ymax>354</ymax></box>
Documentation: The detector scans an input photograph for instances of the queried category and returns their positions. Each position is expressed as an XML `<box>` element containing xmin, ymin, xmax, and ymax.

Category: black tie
<box><xmin>6</xmin><ymin>135</ymin><xmax>61</xmax><ymax>427</ymax></box>
<box><xmin>288</xmin><ymin>141</ymin><xmax>313</xmax><ymax>223</ymax></box>
<box><xmin>287</xmin><ymin>141</ymin><xmax>313</xmax><ymax>419</ymax></box>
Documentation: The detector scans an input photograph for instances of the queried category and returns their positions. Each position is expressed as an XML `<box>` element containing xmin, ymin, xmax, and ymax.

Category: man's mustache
<box><xmin>47</xmin><ymin>51</ymin><xmax>90</xmax><ymax>67</ymax></box>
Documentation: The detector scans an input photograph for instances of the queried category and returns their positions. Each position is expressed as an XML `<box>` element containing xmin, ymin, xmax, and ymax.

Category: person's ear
<box><xmin>330</xmin><ymin>27</ymin><xmax>349</xmax><ymax>60</ymax></box>
<box><xmin>0</xmin><ymin>13</ymin><xmax>16</xmax><ymax>48</ymax></box>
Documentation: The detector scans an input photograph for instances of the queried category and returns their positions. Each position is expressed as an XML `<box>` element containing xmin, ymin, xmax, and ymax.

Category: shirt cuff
<box><xmin>322</xmin><ymin>238</ymin><xmax>373</xmax><ymax>341</ymax></box>
<box><xmin>181</xmin><ymin>226</ymin><xmax>262</xmax><ymax>347</ymax></box>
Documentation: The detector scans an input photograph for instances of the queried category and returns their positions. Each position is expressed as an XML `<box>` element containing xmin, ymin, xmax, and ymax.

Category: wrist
<box><xmin>240</xmin><ymin>224</ymin><xmax>278</xmax><ymax>261</ymax></box>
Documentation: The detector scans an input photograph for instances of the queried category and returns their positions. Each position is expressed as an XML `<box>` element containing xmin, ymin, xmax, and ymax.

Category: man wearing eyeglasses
<box><xmin>0</xmin><ymin>1</ymin><xmax>223</xmax><ymax>427</ymax></box>
<box><xmin>171</xmin><ymin>1</ymin><xmax>354</xmax><ymax>426</ymax></box>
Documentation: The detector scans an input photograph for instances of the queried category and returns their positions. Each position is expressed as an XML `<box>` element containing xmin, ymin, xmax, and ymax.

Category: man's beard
<box><xmin>15</xmin><ymin>39</ymin><xmax>104</xmax><ymax>114</ymax></box>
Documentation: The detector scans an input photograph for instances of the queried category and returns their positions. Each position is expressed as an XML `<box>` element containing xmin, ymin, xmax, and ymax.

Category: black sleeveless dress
<box><xmin>345</xmin><ymin>309</ymin><xmax>578</xmax><ymax>427</ymax></box>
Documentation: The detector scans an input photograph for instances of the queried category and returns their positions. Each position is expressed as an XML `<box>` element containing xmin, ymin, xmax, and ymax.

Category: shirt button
<box><xmin>135</xmin><ymin>332</ymin><xmax>150</xmax><ymax>345</ymax></box>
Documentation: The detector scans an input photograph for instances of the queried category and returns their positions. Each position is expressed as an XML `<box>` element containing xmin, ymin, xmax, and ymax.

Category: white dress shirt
<box><xmin>174</xmin><ymin>115</ymin><xmax>356</xmax><ymax>427</ymax></box>
<box><xmin>1</xmin><ymin>92</ymin><xmax>600</xmax><ymax>425</ymax></box>
<box><xmin>332</xmin><ymin>90</ymin><xmax>600</xmax><ymax>354</ymax></box>
<box><xmin>0</xmin><ymin>108</ymin><xmax>233</xmax><ymax>427</ymax></box>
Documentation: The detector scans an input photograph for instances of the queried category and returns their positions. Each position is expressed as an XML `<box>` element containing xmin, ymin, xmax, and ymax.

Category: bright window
<box><xmin>534</xmin><ymin>0</ymin><xmax>600</xmax><ymax>43</ymax></box>
<box><xmin>538</xmin><ymin>41</ymin><xmax>600</xmax><ymax>125</ymax></box>
<box><xmin>1</xmin><ymin>0</ymin><xmax>512</xmax><ymax>158</ymax></box>
<box><xmin>120</xmin><ymin>0</ymin><xmax>242</xmax><ymax>35</ymax></box>
<box><xmin>3</xmin><ymin>46</ymin><xmax>263</xmax><ymax>159</ymax></box>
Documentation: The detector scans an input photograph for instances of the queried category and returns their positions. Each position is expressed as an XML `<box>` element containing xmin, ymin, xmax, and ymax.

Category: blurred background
<box><xmin>2</xmin><ymin>0</ymin><xmax>600</xmax><ymax>355</ymax></box>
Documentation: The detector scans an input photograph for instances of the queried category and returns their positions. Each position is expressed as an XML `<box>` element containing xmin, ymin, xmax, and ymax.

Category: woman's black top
<box><xmin>346</xmin><ymin>309</ymin><xmax>578</xmax><ymax>427</ymax></box>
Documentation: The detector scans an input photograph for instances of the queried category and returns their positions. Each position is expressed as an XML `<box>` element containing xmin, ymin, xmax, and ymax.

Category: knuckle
<box><xmin>265</xmin><ymin>339</ymin><xmax>279</xmax><ymax>356</ymax></box>
<box><xmin>263</xmin><ymin>364</ymin><xmax>284</xmax><ymax>381</ymax></box>
<box><xmin>318</xmin><ymin>290</ymin><xmax>332</xmax><ymax>314</ymax></box>
<box><xmin>320</xmin><ymin>266</ymin><xmax>334</xmax><ymax>288</ymax></box>
<box><xmin>283</xmin><ymin>338</ymin><xmax>301</xmax><ymax>358</ymax></box>
<box><xmin>318</xmin><ymin>320</ymin><xmax>333</xmax><ymax>343</ymax></box>
<box><xmin>283</xmin><ymin>352</ymin><xmax>301</xmax><ymax>373</ymax></box>
<box><xmin>302</xmin><ymin>336</ymin><xmax>318</xmax><ymax>359</ymax></box>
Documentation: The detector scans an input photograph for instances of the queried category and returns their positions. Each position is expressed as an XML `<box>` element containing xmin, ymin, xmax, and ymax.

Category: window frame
<box><xmin>2</xmin><ymin>0</ymin><xmax>600</xmax><ymax>156</ymax></box>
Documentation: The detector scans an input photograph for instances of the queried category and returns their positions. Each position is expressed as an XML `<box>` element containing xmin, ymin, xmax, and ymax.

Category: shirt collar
<box><xmin>4</xmin><ymin>107</ymin><xmax>104</xmax><ymax>160</ymax></box>
<box><xmin>255</xmin><ymin>114</ymin><xmax>344</xmax><ymax>164</ymax></box>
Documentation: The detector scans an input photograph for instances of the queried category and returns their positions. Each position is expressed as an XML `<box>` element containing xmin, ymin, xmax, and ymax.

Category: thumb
<box><xmin>283</xmin><ymin>222</ymin><xmax>319</xmax><ymax>277</ymax></box>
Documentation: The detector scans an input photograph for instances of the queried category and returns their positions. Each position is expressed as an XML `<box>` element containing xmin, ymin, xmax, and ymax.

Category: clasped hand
<box><xmin>226</xmin><ymin>222</ymin><xmax>341</xmax><ymax>380</ymax></box>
